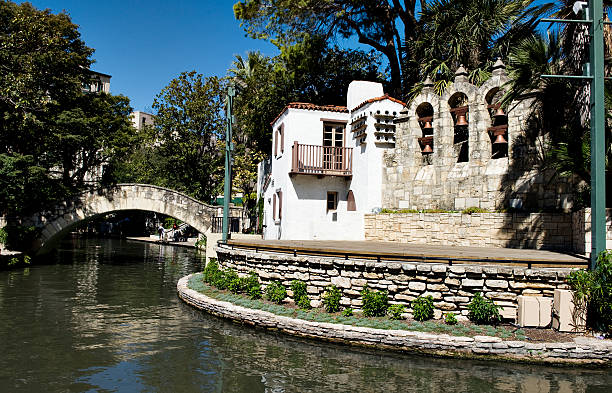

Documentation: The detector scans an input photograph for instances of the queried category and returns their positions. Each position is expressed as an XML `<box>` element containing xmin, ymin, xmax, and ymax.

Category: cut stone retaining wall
<box><xmin>216</xmin><ymin>246</ymin><xmax>575</xmax><ymax>321</ymax></box>
<box><xmin>364</xmin><ymin>208</ymin><xmax>612</xmax><ymax>256</ymax></box>
<box><xmin>364</xmin><ymin>212</ymin><xmax>573</xmax><ymax>251</ymax></box>
<box><xmin>178</xmin><ymin>274</ymin><xmax>612</xmax><ymax>365</ymax></box>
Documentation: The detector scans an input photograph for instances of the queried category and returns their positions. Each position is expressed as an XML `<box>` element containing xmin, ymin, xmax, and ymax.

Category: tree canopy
<box><xmin>0</xmin><ymin>1</ymin><xmax>137</xmax><ymax>218</ymax></box>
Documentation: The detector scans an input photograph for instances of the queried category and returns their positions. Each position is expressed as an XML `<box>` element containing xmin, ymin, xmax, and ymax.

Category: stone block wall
<box><xmin>572</xmin><ymin>208</ymin><xmax>612</xmax><ymax>255</ymax></box>
<box><xmin>382</xmin><ymin>63</ymin><xmax>573</xmax><ymax>212</ymax></box>
<box><xmin>216</xmin><ymin>246</ymin><xmax>574</xmax><ymax>322</ymax></box>
<box><xmin>364</xmin><ymin>212</ymin><xmax>573</xmax><ymax>251</ymax></box>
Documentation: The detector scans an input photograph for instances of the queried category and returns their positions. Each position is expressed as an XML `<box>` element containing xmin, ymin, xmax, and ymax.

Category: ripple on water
<box><xmin>0</xmin><ymin>238</ymin><xmax>610</xmax><ymax>393</ymax></box>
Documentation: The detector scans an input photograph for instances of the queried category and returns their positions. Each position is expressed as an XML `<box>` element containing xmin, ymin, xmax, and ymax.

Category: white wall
<box><xmin>263</xmin><ymin>87</ymin><xmax>405</xmax><ymax>241</ymax></box>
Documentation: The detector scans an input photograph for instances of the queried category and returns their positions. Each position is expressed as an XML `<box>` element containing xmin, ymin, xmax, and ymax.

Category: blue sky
<box><xmin>20</xmin><ymin>1</ymin><xmax>557</xmax><ymax>113</ymax></box>
<box><xmin>20</xmin><ymin>0</ymin><xmax>279</xmax><ymax>112</ymax></box>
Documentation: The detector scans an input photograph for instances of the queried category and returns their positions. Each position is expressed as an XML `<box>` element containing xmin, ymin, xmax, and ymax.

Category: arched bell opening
<box><xmin>416</xmin><ymin>102</ymin><xmax>434</xmax><ymax>163</ymax></box>
<box><xmin>448</xmin><ymin>92</ymin><xmax>469</xmax><ymax>163</ymax></box>
<box><xmin>485</xmin><ymin>88</ymin><xmax>508</xmax><ymax>159</ymax></box>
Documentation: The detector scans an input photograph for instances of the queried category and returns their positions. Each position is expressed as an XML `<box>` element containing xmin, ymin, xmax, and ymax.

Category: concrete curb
<box><xmin>177</xmin><ymin>274</ymin><xmax>612</xmax><ymax>366</ymax></box>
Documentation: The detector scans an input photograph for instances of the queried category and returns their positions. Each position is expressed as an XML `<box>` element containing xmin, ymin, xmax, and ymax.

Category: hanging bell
<box><xmin>423</xmin><ymin>120</ymin><xmax>433</xmax><ymax>130</ymax></box>
<box><xmin>494</xmin><ymin>106</ymin><xmax>506</xmax><ymax>118</ymax></box>
<box><xmin>455</xmin><ymin>112</ymin><xmax>468</xmax><ymax>126</ymax></box>
<box><xmin>422</xmin><ymin>143</ymin><xmax>433</xmax><ymax>154</ymax></box>
<box><xmin>493</xmin><ymin>132</ymin><xmax>507</xmax><ymax>144</ymax></box>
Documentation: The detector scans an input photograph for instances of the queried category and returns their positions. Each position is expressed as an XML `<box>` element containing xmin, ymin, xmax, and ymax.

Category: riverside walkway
<box><xmin>225</xmin><ymin>239</ymin><xmax>588</xmax><ymax>268</ymax></box>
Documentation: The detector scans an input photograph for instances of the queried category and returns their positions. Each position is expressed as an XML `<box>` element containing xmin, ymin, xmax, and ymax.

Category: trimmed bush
<box><xmin>322</xmin><ymin>285</ymin><xmax>342</xmax><ymax>313</ymax></box>
<box><xmin>467</xmin><ymin>292</ymin><xmax>501</xmax><ymax>325</ymax></box>
<box><xmin>444</xmin><ymin>312</ymin><xmax>458</xmax><ymax>325</ymax></box>
<box><xmin>388</xmin><ymin>304</ymin><xmax>406</xmax><ymax>320</ymax></box>
<box><xmin>411</xmin><ymin>295</ymin><xmax>434</xmax><ymax>321</ymax></box>
<box><xmin>290</xmin><ymin>280</ymin><xmax>311</xmax><ymax>309</ymax></box>
<box><xmin>225</xmin><ymin>270</ymin><xmax>241</xmax><ymax>293</ymax></box>
<box><xmin>265</xmin><ymin>281</ymin><xmax>287</xmax><ymax>304</ymax></box>
<box><xmin>290</xmin><ymin>280</ymin><xmax>308</xmax><ymax>300</ymax></box>
<box><xmin>361</xmin><ymin>285</ymin><xmax>389</xmax><ymax>317</ymax></box>
<box><xmin>245</xmin><ymin>272</ymin><xmax>262</xmax><ymax>299</ymax></box>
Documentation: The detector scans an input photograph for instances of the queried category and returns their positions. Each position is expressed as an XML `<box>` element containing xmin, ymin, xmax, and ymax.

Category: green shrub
<box><xmin>265</xmin><ymin>281</ymin><xmax>287</xmax><ymax>304</ymax></box>
<box><xmin>568</xmin><ymin>250</ymin><xmax>612</xmax><ymax>334</ymax></box>
<box><xmin>203</xmin><ymin>259</ymin><xmax>221</xmax><ymax>284</ymax></box>
<box><xmin>411</xmin><ymin>295</ymin><xmax>434</xmax><ymax>321</ymax></box>
<box><xmin>388</xmin><ymin>304</ymin><xmax>406</xmax><ymax>320</ymax></box>
<box><xmin>467</xmin><ymin>293</ymin><xmax>501</xmax><ymax>325</ymax></box>
<box><xmin>245</xmin><ymin>272</ymin><xmax>262</xmax><ymax>299</ymax></box>
<box><xmin>290</xmin><ymin>280</ymin><xmax>311</xmax><ymax>309</ymax></box>
<box><xmin>225</xmin><ymin>270</ymin><xmax>242</xmax><ymax>293</ymax></box>
<box><xmin>361</xmin><ymin>285</ymin><xmax>389</xmax><ymax>317</ymax></box>
<box><xmin>380</xmin><ymin>208</ymin><xmax>419</xmax><ymax>214</ymax></box>
<box><xmin>444</xmin><ymin>312</ymin><xmax>458</xmax><ymax>325</ymax></box>
<box><xmin>342</xmin><ymin>308</ymin><xmax>354</xmax><ymax>317</ymax></box>
<box><xmin>461</xmin><ymin>206</ymin><xmax>488</xmax><ymax>214</ymax></box>
<box><xmin>322</xmin><ymin>285</ymin><xmax>342</xmax><ymax>313</ymax></box>
<box><xmin>296</xmin><ymin>295</ymin><xmax>312</xmax><ymax>309</ymax></box>
<box><xmin>290</xmin><ymin>280</ymin><xmax>308</xmax><ymax>300</ymax></box>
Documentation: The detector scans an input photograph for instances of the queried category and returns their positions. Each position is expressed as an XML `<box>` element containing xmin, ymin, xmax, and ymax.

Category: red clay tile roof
<box><xmin>351</xmin><ymin>94</ymin><xmax>406</xmax><ymax>112</ymax></box>
<box><xmin>270</xmin><ymin>102</ymin><xmax>348</xmax><ymax>126</ymax></box>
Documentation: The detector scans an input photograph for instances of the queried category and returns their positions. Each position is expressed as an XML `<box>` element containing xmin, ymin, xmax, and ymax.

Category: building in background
<box><xmin>130</xmin><ymin>111</ymin><xmax>156</xmax><ymax>130</ymax></box>
<box><xmin>82</xmin><ymin>70</ymin><xmax>111</xmax><ymax>94</ymax></box>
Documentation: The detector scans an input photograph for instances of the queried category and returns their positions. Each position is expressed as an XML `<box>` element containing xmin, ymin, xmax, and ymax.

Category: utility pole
<box><xmin>542</xmin><ymin>1</ymin><xmax>607</xmax><ymax>269</ymax></box>
<box><xmin>222</xmin><ymin>83</ymin><xmax>236</xmax><ymax>242</ymax></box>
<box><xmin>588</xmin><ymin>0</ymin><xmax>606</xmax><ymax>270</ymax></box>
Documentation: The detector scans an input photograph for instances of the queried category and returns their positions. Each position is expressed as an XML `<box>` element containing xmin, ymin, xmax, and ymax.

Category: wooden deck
<box><xmin>224</xmin><ymin>239</ymin><xmax>589</xmax><ymax>268</ymax></box>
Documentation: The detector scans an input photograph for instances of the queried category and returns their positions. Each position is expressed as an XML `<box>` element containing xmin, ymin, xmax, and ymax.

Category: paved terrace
<box><xmin>225</xmin><ymin>239</ymin><xmax>588</xmax><ymax>268</ymax></box>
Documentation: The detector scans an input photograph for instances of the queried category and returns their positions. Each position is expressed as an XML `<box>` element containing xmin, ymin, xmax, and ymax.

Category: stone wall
<box><xmin>216</xmin><ymin>246</ymin><xmax>575</xmax><ymax>322</ymax></box>
<box><xmin>382</xmin><ymin>62</ymin><xmax>572</xmax><ymax>212</ymax></box>
<box><xmin>364</xmin><ymin>212</ymin><xmax>573</xmax><ymax>251</ymax></box>
<box><xmin>572</xmin><ymin>208</ymin><xmax>612</xmax><ymax>255</ymax></box>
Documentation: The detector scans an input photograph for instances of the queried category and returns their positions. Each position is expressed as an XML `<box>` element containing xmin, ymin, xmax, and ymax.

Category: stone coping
<box><xmin>177</xmin><ymin>274</ymin><xmax>612</xmax><ymax>367</ymax></box>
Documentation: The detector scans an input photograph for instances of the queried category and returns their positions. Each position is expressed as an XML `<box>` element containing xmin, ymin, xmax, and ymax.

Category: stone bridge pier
<box><xmin>25</xmin><ymin>183</ymin><xmax>242</xmax><ymax>255</ymax></box>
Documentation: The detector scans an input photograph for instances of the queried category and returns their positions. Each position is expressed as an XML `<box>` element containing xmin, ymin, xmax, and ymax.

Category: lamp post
<box><xmin>222</xmin><ymin>83</ymin><xmax>236</xmax><ymax>242</ymax></box>
<box><xmin>542</xmin><ymin>1</ymin><xmax>607</xmax><ymax>269</ymax></box>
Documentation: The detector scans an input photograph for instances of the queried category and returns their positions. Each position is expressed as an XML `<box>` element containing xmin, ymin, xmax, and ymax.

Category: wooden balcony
<box><xmin>290</xmin><ymin>142</ymin><xmax>353</xmax><ymax>177</ymax></box>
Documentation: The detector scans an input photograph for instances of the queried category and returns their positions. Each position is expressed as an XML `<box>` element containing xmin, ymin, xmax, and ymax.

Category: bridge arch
<box><xmin>27</xmin><ymin>184</ymin><xmax>240</xmax><ymax>255</ymax></box>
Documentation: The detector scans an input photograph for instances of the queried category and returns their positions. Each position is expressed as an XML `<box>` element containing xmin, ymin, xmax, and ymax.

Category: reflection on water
<box><xmin>0</xmin><ymin>238</ymin><xmax>610</xmax><ymax>393</ymax></box>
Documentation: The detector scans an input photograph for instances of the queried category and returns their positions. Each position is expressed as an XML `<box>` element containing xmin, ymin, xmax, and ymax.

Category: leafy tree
<box><xmin>230</xmin><ymin>35</ymin><xmax>382</xmax><ymax>153</ymax></box>
<box><xmin>0</xmin><ymin>1</ymin><xmax>137</xmax><ymax>219</ymax></box>
<box><xmin>234</xmin><ymin>0</ymin><xmax>416</xmax><ymax>96</ymax></box>
<box><xmin>151</xmin><ymin>71</ymin><xmax>225</xmax><ymax>202</ymax></box>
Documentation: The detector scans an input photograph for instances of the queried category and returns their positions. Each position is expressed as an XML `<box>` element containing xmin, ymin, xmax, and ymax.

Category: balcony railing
<box><xmin>290</xmin><ymin>142</ymin><xmax>353</xmax><ymax>177</ymax></box>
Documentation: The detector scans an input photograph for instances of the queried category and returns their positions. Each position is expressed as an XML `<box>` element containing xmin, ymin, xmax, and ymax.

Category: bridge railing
<box><xmin>211</xmin><ymin>216</ymin><xmax>240</xmax><ymax>233</ymax></box>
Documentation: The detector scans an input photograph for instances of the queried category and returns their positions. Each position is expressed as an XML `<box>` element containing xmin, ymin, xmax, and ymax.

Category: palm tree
<box><xmin>408</xmin><ymin>0</ymin><xmax>553</xmax><ymax>97</ymax></box>
<box><xmin>502</xmin><ymin>2</ymin><xmax>612</xmax><ymax>205</ymax></box>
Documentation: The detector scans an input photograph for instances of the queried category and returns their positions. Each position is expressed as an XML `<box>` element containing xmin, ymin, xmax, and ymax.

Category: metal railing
<box><xmin>290</xmin><ymin>142</ymin><xmax>353</xmax><ymax>177</ymax></box>
<box><xmin>211</xmin><ymin>216</ymin><xmax>240</xmax><ymax>233</ymax></box>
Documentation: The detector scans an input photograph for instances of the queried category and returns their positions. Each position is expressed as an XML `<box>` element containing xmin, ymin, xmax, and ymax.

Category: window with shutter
<box><xmin>280</xmin><ymin>124</ymin><xmax>284</xmax><ymax>153</ymax></box>
<box><xmin>326</xmin><ymin>191</ymin><xmax>338</xmax><ymax>212</ymax></box>
<box><xmin>278</xmin><ymin>190</ymin><xmax>282</xmax><ymax>219</ymax></box>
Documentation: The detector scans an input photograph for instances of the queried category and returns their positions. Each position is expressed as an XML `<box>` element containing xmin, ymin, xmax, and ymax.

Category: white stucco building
<box><xmin>258</xmin><ymin>81</ymin><xmax>404</xmax><ymax>240</ymax></box>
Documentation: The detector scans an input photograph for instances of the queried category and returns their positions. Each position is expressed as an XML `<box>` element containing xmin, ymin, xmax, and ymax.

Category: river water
<box><xmin>0</xmin><ymin>238</ymin><xmax>610</xmax><ymax>393</ymax></box>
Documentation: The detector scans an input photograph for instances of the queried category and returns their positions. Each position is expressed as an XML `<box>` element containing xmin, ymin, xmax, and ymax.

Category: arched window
<box><xmin>448</xmin><ymin>92</ymin><xmax>469</xmax><ymax>163</ymax></box>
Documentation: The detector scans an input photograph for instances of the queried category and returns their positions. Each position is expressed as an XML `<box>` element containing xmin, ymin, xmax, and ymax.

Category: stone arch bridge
<box><xmin>26</xmin><ymin>183</ymin><xmax>242</xmax><ymax>255</ymax></box>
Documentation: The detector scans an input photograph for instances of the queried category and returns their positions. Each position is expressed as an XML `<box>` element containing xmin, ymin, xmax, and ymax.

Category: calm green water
<box><xmin>0</xmin><ymin>238</ymin><xmax>610</xmax><ymax>393</ymax></box>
